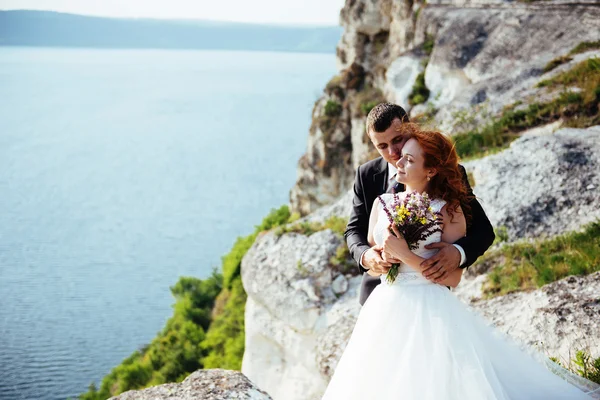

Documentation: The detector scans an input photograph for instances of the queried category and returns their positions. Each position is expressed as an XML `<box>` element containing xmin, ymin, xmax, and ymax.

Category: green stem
<box><xmin>386</xmin><ymin>263</ymin><xmax>400</xmax><ymax>284</ymax></box>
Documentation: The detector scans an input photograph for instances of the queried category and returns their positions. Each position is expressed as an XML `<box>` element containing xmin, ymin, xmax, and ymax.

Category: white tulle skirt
<box><xmin>322</xmin><ymin>273</ymin><xmax>599</xmax><ymax>400</ymax></box>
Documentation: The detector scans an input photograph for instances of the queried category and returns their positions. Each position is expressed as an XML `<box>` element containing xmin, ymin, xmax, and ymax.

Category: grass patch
<box><xmin>411</xmin><ymin>103</ymin><xmax>438</xmax><ymax>129</ymax></box>
<box><xmin>551</xmin><ymin>350</ymin><xmax>600</xmax><ymax>385</ymax></box>
<box><xmin>275</xmin><ymin>215</ymin><xmax>348</xmax><ymax>237</ymax></box>
<box><xmin>480</xmin><ymin>221</ymin><xmax>600</xmax><ymax>298</ymax></box>
<box><xmin>550</xmin><ymin>350</ymin><xmax>600</xmax><ymax>384</ymax></box>
<box><xmin>423</xmin><ymin>34</ymin><xmax>434</xmax><ymax>57</ymax></box>
<box><xmin>538</xmin><ymin>58</ymin><xmax>600</xmax><ymax>91</ymax></box>
<box><xmin>372</xmin><ymin>31</ymin><xmax>389</xmax><ymax>54</ymax></box>
<box><xmin>572</xmin><ymin>350</ymin><xmax>600</xmax><ymax>384</ymax></box>
<box><xmin>570</xmin><ymin>41</ymin><xmax>600</xmax><ymax>56</ymax></box>
<box><xmin>353</xmin><ymin>85</ymin><xmax>386</xmax><ymax>117</ymax></box>
<box><xmin>329</xmin><ymin>244</ymin><xmax>356</xmax><ymax>275</ymax></box>
<box><xmin>454</xmin><ymin>58</ymin><xmax>600</xmax><ymax>159</ymax></box>
<box><xmin>543</xmin><ymin>55</ymin><xmax>573</xmax><ymax>73</ymax></box>
<box><xmin>493</xmin><ymin>226</ymin><xmax>509</xmax><ymax>245</ymax></box>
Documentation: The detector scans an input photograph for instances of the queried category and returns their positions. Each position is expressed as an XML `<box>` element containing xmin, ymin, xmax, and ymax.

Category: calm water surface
<box><xmin>0</xmin><ymin>47</ymin><xmax>336</xmax><ymax>400</ymax></box>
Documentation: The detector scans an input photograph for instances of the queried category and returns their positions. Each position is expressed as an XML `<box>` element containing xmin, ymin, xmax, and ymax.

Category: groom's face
<box><xmin>368</xmin><ymin>118</ymin><xmax>409</xmax><ymax>166</ymax></box>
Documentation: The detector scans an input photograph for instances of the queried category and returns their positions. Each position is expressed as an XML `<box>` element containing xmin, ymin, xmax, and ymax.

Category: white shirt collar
<box><xmin>388</xmin><ymin>163</ymin><xmax>398</xmax><ymax>180</ymax></box>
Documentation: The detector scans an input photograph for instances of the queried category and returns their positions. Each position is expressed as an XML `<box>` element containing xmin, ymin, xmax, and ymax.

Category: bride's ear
<box><xmin>426</xmin><ymin>168</ymin><xmax>437</xmax><ymax>181</ymax></box>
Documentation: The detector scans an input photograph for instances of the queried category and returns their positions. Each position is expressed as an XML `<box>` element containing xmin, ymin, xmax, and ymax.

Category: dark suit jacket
<box><xmin>344</xmin><ymin>157</ymin><xmax>495</xmax><ymax>305</ymax></box>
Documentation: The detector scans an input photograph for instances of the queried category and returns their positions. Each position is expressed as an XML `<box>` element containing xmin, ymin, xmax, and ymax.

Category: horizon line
<box><xmin>0</xmin><ymin>8</ymin><xmax>342</xmax><ymax>28</ymax></box>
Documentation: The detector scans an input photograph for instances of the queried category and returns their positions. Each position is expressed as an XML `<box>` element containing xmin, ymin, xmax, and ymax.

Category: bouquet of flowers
<box><xmin>378</xmin><ymin>190</ymin><xmax>443</xmax><ymax>283</ymax></box>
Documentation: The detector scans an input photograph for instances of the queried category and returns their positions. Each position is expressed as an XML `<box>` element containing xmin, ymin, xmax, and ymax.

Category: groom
<box><xmin>345</xmin><ymin>103</ymin><xmax>495</xmax><ymax>305</ymax></box>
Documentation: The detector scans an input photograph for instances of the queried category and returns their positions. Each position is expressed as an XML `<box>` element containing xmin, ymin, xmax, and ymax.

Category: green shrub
<box><xmin>408</xmin><ymin>73</ymin><xmax>430</xmax><ymax>106</ymax></box>
<box><xmin>79</xmin><ymin>206</ymin><xmax>292</xmax><ymax>400</ymax></box>
<box><xmin>79</xmin><ymin>271</ymin><xmax>221</xmax><ymax>399</ymax></box>
<box><xmin>324</xmin><ymin>100</ymin><xmax>342</xmax><ymax>117</ymax></box>
<box><xmin>201</xmin><ymin>277</ymin><xmax>247</xmax><ymax>370</ymax></box>
<box><xmin>223</xmin><ymin>206</ymin><xmax>291</xmax><ymax>288</ymax></box>
<box><xmin>360</xmin><ymin>101</ymin><xmax>380</xmax><ymax>116</ymax></box>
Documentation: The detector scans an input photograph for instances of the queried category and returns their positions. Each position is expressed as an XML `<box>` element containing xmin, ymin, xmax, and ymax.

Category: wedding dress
<box><xmin>322</xmin><ymin>194</ymin><xmax>599</xmax><ymax>400</ymax></box>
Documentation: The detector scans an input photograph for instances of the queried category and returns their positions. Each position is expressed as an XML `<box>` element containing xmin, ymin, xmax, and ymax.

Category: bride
<box><xmin>322</xmin><ymin>127</ymin><xmax>599</xmax><ymax>399</ymax></box>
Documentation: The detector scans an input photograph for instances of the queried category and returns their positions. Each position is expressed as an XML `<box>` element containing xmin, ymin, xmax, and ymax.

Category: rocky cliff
<box><xmin>243</xmin><ymin>0</ymin><xmax>600</xmax><ymax>399</ymax></box>
<box><xmin>290</xmin><ymin>0</ymin><xmax>600</xmax><ymax>214</ymax></box>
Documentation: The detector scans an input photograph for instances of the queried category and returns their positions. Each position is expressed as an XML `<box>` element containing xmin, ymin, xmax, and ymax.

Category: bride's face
<box><xmin>395</xmin><ymin>138</ymin><xmax>435</xmax><ymax>186</ymax></box>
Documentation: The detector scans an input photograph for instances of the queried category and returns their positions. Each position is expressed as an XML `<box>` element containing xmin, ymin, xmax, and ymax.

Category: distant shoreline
<box><xmin>0</xmin><ymin>43</ymin><xmax>337</xmax><ymax>55</ymax></box>
<box><xmin>0</xmin><ymin>10</ymin><xmax>342</xmax><ymax>54</ymax></box>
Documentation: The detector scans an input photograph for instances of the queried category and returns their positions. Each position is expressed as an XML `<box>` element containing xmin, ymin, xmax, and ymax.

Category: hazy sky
<box><xmin>0</xmin><ymin>0</ymin><xmax>347</xmax><ymax>25</ymax></box>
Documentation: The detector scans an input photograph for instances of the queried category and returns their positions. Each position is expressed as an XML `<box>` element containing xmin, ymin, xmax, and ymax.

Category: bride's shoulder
<box><xmin>429</xmin><ymin>197</ymin><xmax>447</xmax><ymax>212</ymax></box>
<box><xmin>375</xmin><ymin>192</ymin><xmax>400</xmax><ymax>207</ymax></box>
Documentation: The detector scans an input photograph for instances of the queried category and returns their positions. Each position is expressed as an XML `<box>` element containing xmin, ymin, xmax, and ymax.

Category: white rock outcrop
<box><xmin>240</xmin><ymin>200</ymin><xmax>362</xmax><ymax>400</ymax></box>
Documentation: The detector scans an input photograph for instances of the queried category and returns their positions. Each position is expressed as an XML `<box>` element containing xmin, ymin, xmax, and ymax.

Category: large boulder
<box><xmin>465</xmin><ymin>126</ymin><xmax>600</xmax><ymax>242</ymax></box>
<box><xmin>458</xmin><ymin>272</ymin><xmax>600</xmax><ymax>366</ymax></box>
<box><xmin>109</xmin><ymin>369</ymin><xmax>272</xmax><ymax>400</ymax></box>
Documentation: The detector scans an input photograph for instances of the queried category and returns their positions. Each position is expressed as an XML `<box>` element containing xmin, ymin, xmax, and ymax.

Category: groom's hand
<box><xmin>421</xmin><ymin>242</ymin><xmax>460</xmax><ymax>283</ymax></box>
<box><xmin>363</xmin><ymin>245</ymin><xmax>391</xmax><ymax>275</ymax></box>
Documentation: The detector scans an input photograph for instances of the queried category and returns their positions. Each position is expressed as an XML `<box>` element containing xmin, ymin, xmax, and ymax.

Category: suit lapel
<box><xmin>373</xmin><ymin>157</ymin><xmax>389</xmax><ymax>195</ymax></box>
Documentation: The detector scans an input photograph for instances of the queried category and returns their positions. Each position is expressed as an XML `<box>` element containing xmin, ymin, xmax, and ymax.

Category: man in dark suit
<box><xmin>345</xmin><ymin>103</ymin><xmax>495</xmax><ymax>305</ymax></box>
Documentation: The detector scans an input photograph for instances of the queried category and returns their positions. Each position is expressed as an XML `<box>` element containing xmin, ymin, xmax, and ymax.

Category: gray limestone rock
<box><xmin>109</xmin><ymin>369</ymin><xmax>272</xmax><ymax>400</ymax></box>
<box><xmin>465</xmin><ymin>126</ymin><xmax>600</xmax><ymax>242</ymax></box>
<box><xmin>468</xmin><ymin>272</ymin><xmax>600</xmax><ymax>366</ymax></box>
<box><xmin>332</xmin><ymin>274</ymin><xmax>349</xmax><ymax>295</ymax></box>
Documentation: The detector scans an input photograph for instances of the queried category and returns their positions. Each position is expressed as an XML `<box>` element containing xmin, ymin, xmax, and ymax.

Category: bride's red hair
<box><xmin>399</xmin><ymin>124</ymin><xmax>472</xmax><ymax>224</ymax></box>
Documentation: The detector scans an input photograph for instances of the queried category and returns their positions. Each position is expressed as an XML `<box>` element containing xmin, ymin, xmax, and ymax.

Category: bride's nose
<box><xmin>395</xmin><ymin>157</ymin><xmax>404</xmax><ymax>168</ymax></box>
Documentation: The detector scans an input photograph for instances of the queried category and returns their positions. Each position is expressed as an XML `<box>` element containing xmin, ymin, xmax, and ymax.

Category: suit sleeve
<box><xmin>454</xmin><ymin>165</ymin><xmax>495</xmax><ymax>269</ymax></box>
<box><xmin>345</xmin><ymin>166</ymin><xmax>370</xmax><ymax>274</ymax></box>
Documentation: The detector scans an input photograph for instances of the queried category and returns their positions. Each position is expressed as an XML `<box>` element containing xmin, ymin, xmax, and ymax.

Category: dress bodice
<box><xmin>373</xmin><ymin>193</ymin><xmax>446</xmax><ymax>283</ymax></box>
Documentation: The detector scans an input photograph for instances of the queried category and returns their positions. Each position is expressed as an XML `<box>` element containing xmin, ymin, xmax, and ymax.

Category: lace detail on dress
<box><xmin>373</xmin><ymin>193</ymin><xmax>446</xmax><ymax>284</ymax></box>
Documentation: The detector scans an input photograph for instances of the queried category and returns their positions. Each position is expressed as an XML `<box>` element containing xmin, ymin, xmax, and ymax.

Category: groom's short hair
<box><xmin>366</xmin><ymin>103</ymin><xmax>409</xmax><ymax>134</ymax></box>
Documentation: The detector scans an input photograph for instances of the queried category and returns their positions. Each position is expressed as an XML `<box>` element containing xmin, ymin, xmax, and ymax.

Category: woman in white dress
<box><xmin>322</xmin><ymin>127</ymin><xmax>599</xmax><ymax>399</ymax></box>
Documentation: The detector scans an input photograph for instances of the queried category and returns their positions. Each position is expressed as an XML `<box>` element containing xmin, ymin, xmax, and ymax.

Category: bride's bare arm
<box><xmin>367</xmin><ymin>198</ymin><xmax>379</xmax><ymax>248</ymax></box>
<box><xmin>382</xmin><ymin>204</ymin><xmax>467</xmax><ymax>287</ymax></box>
<box><xmin>366</xmin><ymin>198</ymin><xmax>382</xmax><ymax>277</ymax></box>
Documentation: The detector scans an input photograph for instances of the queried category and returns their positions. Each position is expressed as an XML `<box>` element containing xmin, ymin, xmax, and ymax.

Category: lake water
<box><xmin>0</xmin><ymin>47</ymin><xmax>337</xmax><ymax>400</ymax></box>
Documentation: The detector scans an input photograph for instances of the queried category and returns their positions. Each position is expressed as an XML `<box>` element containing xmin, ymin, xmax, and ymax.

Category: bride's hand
<box><xmin>381</xmin><ymin>250</ymin><xmax>401</xmax><ymax>264</ymax></box>
<box><xmin>382</xmin><ymin>225</ymin><xmax>409</xmax><ymax>259</ymax></box>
